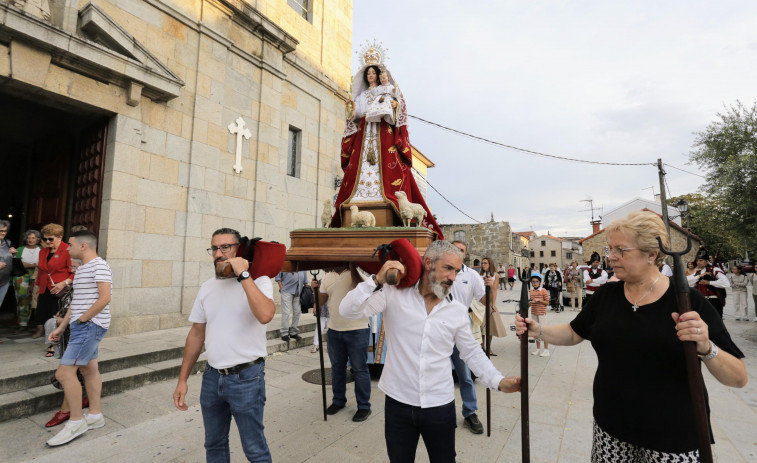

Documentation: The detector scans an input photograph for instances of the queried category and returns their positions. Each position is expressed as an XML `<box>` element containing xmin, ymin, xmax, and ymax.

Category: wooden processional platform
<box><xmin>281</xmin><ymin>227</ymin><xmax>437</xmax><ymax>272</ymax></box>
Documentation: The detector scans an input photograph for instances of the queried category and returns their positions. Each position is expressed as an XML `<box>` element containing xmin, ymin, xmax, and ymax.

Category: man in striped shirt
<box><xmin>47</xmin><ymin>230</ymin><xmax>112</xmax><ymax>447</ymax></box>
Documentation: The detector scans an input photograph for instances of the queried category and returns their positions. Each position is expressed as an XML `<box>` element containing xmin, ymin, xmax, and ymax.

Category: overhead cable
<box><xmin>408</xmin><ymin>115</ymin><xmax>655</xmax><ymax>167</ymax></box>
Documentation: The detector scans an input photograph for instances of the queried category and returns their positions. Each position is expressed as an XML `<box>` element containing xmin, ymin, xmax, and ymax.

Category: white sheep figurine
<box><xmin>321</xmin><ymin>199</ymin><xmax>332</xmax><ymax>228</ymax></box>
<box><xmin>395</xmin><ymin>191</ymin><xmax>426</xmax><ymax>227</ymax></box>
<box><xmin>349</xmin><ymin>205</ymin><xmax>376</xmax><ymax>227</ymax></box>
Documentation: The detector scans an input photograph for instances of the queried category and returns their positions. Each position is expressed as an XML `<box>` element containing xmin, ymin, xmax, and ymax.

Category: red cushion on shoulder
<box><xmin>371</xmin><ymin>238</ymin><xmax>422</xmax><ymax>288</ymax></box>
<box><xmin>236</xmin><ymin>237</ymin><xmax>287</xmax><ymax>279</ymax></box>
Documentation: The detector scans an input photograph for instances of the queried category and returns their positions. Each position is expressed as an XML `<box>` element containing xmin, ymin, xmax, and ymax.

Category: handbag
<box><xmin>488</xmin><ymin>308</ymin><xmax>508</xmax><ymax>338</ymax></box>
<box><xmin>299</xmin><ymin>285</ymin><xmax>314</xmax><ymax>313</ymax></box>
<box><xmin>48</xmin><ymin>274</ymin><xmax>71</xmax><ymax>299</ymax></box>
<box><xmin>11</xmin><ymin>258</ymin><xmax>26</xmax><ymax>277</ymax></box>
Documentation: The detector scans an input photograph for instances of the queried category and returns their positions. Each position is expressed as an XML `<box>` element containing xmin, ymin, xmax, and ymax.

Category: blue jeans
<box><xmin>327</xmin><ymin>328</ymin><xmax>371</xmax><ymax>409</ymax></box>
<box><xmin>384</xmin><ymin>395</ymin><xmax>456</xmax><ymax>462</ymax></box>
<box><xmin>200</xmin><ymin>363</ymin><xmax>271</xmax><ymax>463</ymax></box>
<box><xmin>450</xmin><ymin>345</ymin><xmax>477</xmax><ymax>417</ymax></box>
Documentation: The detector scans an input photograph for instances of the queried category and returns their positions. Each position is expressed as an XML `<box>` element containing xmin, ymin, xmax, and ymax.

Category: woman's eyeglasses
<box><xmin>604</xmin><ymin>246</ymin><xmax>638</xmax><ymax>258</ymax></box>
<box><xmin>42</xmin><ymin>237</ymin><xmax>56</xmax><ymax>242</ymax></box>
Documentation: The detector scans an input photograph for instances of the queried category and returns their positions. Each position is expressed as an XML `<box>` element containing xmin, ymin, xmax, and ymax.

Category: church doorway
<box><xmin>0</xmin><ymin>91</ymin><xmax>111</xmax><ymax>246</ymax></box>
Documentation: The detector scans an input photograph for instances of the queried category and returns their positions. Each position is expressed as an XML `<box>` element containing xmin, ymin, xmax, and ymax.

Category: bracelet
<box><xmin>698</xmin><ymin>341</ymin><xmax>719</xmax><ymax>361</ymax></box>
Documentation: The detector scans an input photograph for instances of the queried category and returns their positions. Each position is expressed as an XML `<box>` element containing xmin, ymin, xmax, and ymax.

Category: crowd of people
<box><xmin>164</xmin><ymin>211</ymin><xmax>749</xmax><ymax>462</ymax></box>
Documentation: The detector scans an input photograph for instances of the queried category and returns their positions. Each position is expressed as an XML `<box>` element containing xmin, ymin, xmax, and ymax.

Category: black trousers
<box><xmin>707</xmin><ymin>297</ymin><xmax>724</xmax><ymax>319</ymax></box>
<box><xmin>384</xmin><ymin>395</ymin><xmax>456</xmax><ymax>462</ymax></box>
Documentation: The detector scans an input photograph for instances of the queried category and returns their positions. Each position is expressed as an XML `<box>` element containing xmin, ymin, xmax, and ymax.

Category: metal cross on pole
<box><xmin>228</xmin><ymin>117</ymin><xmax>251</xmax><ymax>174</ymax></box>
<box><xmin>657</xmin><ymin>235</ymin><xmax>713</xmax><ymax>463</ymax></box>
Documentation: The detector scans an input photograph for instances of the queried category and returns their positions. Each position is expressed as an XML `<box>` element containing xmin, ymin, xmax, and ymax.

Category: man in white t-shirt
<box><xmin>47</xmin><ymin>230</ymin><xmax>112</xmax><ymax>446</ymax></box>
<box><xmin>311</xmin><ymin>265</ymin><xmax>372</xmax><ymax>422</ymax></box>
<box><xmin>173</xmin><ymin>228</ymin><xmax>275</xmax><ymax>462</ymax></box>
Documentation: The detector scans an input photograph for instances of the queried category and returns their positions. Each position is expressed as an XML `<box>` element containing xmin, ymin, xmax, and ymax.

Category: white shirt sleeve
<box><xmin>471</xmin><ymin>272</ymin><xmax>486</xmax><ymax>301</ymax></box>
<box><xmin>456</xmin><ymin>320</ymin><xmax>504</xmax><ymax>391</ymax></box>
<box><xmin>188</xmin><ymin>285</ymin><xmax>207</xmax><ymax>324</ymax></box>
<box><xmin>595</xmin><ymin>271</ymin><xmax>608</xmax><ymax>285</ymax></box>
<box><xmin>339</xmin><ymin>279</ymin><xmax>381</xmax><ymax>319</ymax></box>
<box><xmin>710</xmin><ymin>269</ymin><xmax>731</xmax><ymax>289</ymax></box>
<box><xmin>354</xmin><ymin>91</ymin><xmax>367</xmax><ymax>118</ymax></box>
<box><xmin>661</xmin><ymin>264</ymin><xmax>673</xmax><ymax>277</ymax></box>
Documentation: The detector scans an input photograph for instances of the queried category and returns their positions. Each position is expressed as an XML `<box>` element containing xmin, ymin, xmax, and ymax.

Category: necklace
<box><xmin>629</xmin><ymin>275</ymin><xmax>662</xmax><ymax>311</ymax></box>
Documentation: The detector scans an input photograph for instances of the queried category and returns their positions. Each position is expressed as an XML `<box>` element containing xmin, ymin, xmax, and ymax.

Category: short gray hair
<box><xmin>0</xmin><ymin>220</ymin><xmax>10</xmax><ymax>230</ymax></box>
<box><xmin>23</xmin><ymin>229</ymin><xmax>41</xmax><ymax>244</ymax></box>
<box><xmin>424</xmin><ymin>240</ymin><xmax>463</xmax><ymax>264</ymax></box>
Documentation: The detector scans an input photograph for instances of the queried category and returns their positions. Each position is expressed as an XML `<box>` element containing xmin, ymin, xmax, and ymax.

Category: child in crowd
<box><xmin>529</xmin><ymin>272</ymin><xmax>550</xmax><ymax>357</ymax></box>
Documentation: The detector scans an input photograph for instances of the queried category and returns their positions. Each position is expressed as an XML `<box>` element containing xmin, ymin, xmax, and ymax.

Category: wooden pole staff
<box><xmin>485</xmin><ymin>272</ymin><xmax>492</xmax><ymax>437</ymax></box>
<box><xmin>657</xmin><ymin>236</ymin><xmax>713</xmax><ymax>462</ymax></box>
<box><xmin>518</xmin><ymin>276</ymin><xmax>531</xmax><ymax>462</ymax></box>
<box><xmin>310</xmin><ymin>269</ymin><xmax>328</xmax><ymax>421</ymax></box>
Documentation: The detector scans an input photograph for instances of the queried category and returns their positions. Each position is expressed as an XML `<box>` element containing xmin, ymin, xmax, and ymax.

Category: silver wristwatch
<box><xmin>698</xmin><ymin>342</ymin><xmax>719</xmax><ymax>361</ymax></box>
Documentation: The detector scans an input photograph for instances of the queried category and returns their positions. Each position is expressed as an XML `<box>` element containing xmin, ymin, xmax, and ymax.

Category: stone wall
<box><xmin>0</xmin><ymin>0</ymin><xmax>352</xmax><ymax>335</ymax></box>
<box><xmin>440</xmin><ymin>221</ymin><xmax>513</xmax><ymax>270</ymax></box>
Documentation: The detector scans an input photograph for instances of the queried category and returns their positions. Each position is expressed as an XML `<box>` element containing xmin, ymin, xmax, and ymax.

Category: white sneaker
<box><xmin>539</xmin><ymin>350</ymin><xmax>550</xmax><ymax>357</ymax></box>
<box><xmin>531</xmin><ymin>350</ymin><xmax>540</xmax><ymax>356</ymax></box>
<box><xmin>86</xmin><ymin>413</ymin><xmax>105</xmax><ymax>430</ymax></box>
<box><xmin>46</xmin><ymin>419</ymin><xmax>87</xmax><ymax>446</ymax></box>
<box><xmin>736</xmin><ymin>317</ymin><xmax>743</xmax><ymax>321</ymax></box>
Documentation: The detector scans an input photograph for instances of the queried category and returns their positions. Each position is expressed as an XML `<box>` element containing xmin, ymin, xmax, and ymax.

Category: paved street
<box><xmin>2</xmin><ymin>281</ymin><xmax>756</xmax><ymax>462</ymax></box>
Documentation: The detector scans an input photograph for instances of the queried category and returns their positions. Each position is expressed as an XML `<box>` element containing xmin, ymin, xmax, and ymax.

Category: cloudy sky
<box><xmin>352</xmin><ymin>1</ymin><xmax>757</xmax><ymax>237</ymax></box>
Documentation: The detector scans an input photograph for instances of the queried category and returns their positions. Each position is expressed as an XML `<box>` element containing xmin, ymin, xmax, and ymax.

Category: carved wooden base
<box><xmin>282</xmin><ymin>227</ymin><xmax>436</xmax><ymax>272</ymax></box>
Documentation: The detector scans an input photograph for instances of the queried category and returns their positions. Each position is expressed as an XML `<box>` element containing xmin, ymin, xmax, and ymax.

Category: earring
<box><xmin>648</xmin><ymin>260</ymin><xmax>654</xmax><ymax>265</ymax></box>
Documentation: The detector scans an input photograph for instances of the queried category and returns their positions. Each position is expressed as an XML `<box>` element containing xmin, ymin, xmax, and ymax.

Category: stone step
<box><xmin>0</xmin><ymin>331</ymin><xmax>317</xmax><ymax>423</ymax></box>
<box><xmin>0</xmin><ymin>318</ymin><xmax>317</xmax><ymax>396</ymax></box>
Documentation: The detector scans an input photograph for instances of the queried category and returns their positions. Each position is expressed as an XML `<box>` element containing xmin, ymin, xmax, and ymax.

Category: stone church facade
<box><xmin>0</xmin><ymin>0</ymin><xmax>352</xmax><ymax>335</ymax></box>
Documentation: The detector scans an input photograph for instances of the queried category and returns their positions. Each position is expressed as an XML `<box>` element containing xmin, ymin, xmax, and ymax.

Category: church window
<box><xmin>539</xmin><ymin>251</ymin><xmax>544</xmax><ymax>257</ymax></box>
<box><xmin>541</xmin><ymin>240</ymin><xmax>546</xmax><ymax>246</ymax></box>
<box><xmin>530</xmin><ymin>251</ymin><xmax>535</xmax><ymax>257</ymax></box>
<box><xmin>287</xmin><ymin>126</ymin><xmax>301</xmax><ymax>177</ymax></box>
<box><xmin>454</xmin><ymin>230</ymin><xmax>466</xmax><ymax>242</ymax></box>
<box><xmin>566</xmin><ymin>252</ymin><xmax>572</xmax><ymax>259</ymax></box>
<box><xmin>551</xmin><ymin>250</ymin><xmax>556</xmax><ymax>257</ymax></box>
<box><xmin>288</xmin><ymin>0</ymin><xmax>312</xmax><ymax>22</ymax></box>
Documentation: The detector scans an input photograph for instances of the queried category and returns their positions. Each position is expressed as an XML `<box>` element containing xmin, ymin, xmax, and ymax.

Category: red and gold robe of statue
<box><xmin>329</xmin><ymin>115</ymin><xmax>443</xmax><ymax>238</ymax></box>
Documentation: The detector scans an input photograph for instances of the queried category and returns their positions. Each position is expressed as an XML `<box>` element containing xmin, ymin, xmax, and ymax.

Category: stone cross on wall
<box><xmin>228</xmin><ymin>117</ymin><xmax>251</xmax><ymax>174</ymax></box>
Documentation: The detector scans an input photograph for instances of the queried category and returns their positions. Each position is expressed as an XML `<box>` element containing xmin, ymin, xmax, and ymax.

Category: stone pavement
<box><xmin>1</xmin><ymin>282</ymin><xmax>756</xmax><ymax>462</ymax></box>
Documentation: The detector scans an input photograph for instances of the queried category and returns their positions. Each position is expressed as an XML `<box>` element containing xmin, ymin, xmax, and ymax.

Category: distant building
<box><xmin>440</xmin><ymin>218</ymin><xmax>513</xmax><ymax>270</ymax></box>
<box><xmin>529</xmin><ymin>234</ymin><xmax>571</xmax><ymax>272</ymax></box>
<box><xmin>580</xmin><ymin>209</ymin><xmax>702</xmax><ymax>267</ymax></box>
<box><xmin>602</xmin><ymin>198</ymin><xmax>682</xmax><ymax>227</ymax></box>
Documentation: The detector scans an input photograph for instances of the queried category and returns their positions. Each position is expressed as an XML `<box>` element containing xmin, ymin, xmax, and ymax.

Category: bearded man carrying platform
<box><xmin>340</xmin><ymin>240</ymin><xmax>521</xmax><ymax>462</ymax></box>
<box><xmin>173</xmin><ymin>228</ymin><xmax>275</xmax><ymax>463</ymax></box>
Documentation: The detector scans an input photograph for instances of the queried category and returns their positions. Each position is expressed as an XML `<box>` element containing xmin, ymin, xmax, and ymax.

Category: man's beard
<box><xmin>215</xmin><ymin>258</ymin><xmax>233</xmax><ymax>279</ymax></box>
<box><xmin>429</xmin><ymin>268</ymin><xmax>452</xmax><ymax>299</ymax></box>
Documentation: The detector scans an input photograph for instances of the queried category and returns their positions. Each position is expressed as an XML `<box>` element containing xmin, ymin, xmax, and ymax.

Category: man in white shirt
<box><xmin>173</xmin><ymin>228</ymin><xmax>276</xmax><ymax>462</ymax></box>
<box><xmin>450</xmin><ymin>240</ymin><xmax>488</xmax><ymax>434</ymax></box>
<box><xmin>583</xmin><ymin>251</ymin><xmax>608</xmax><ymax>306</ymax></box>
<box><xmin>340</xmin><ymin>240</ymin><xmax>520</xmax><ymax>462</ymax></box>
<box><xmin>686</xmin><ymin>247</ymin><xmax>730</xmax><ymax>319</ymax></box>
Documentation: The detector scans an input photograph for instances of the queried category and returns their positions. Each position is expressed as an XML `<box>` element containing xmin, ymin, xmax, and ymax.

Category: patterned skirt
<box><xmin>591</xmin><ymin>422</ymin><xmax>699</xmax><ymax>463</ymax></box>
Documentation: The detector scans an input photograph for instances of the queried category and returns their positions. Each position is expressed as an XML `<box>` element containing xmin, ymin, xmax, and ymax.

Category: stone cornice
<box><xmin>0</xmin><ymin>2</ymin><xmax>184</xmax><ymax>102</ymax></box>
<box><xmin>211</xmin><ymin>0</ymin><xmax>297</xmax><ymax>54</ymax></box>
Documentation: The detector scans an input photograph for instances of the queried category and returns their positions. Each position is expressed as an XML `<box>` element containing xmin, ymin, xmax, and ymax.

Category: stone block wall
<box><xmin>1</xmin><ymin>0</ymin><xmax>352</xmax><ymax>335</ymax></box>
<box><xmin>440</xmin><ymin>221</ymin><xmax>513</xmax><ymax>270</ymax></box>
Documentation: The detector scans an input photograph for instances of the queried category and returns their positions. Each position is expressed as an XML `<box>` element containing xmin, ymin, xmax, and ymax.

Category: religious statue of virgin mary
<box><xmin>329</xmin><ymin>41</ymin><xmax>443</xmax><ymax>238</ymax></box>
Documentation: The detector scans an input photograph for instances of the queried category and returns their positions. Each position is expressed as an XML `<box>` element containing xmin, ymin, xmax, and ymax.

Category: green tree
<box><xmin>669</xmin><ymin>194</ymin><xmax>740</xmax><ymax>260</ymax></box>
<box><xmin>689</xmin><ymin>100</ymin><xmax>757</xmax><ymax>255</ymax></box>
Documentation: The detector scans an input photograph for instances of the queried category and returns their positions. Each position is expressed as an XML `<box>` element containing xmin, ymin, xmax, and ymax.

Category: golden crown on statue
<box><xmin>357</xmin><ymin>40</ymin><xmax>388</xmax><ymax>67</ymax></box>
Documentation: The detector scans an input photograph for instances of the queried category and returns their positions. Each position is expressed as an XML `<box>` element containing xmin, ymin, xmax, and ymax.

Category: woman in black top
<box><xmin>516</xmin><ymin>211</ymin><xmax>747</xmax><ymax>461</ymax></box>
